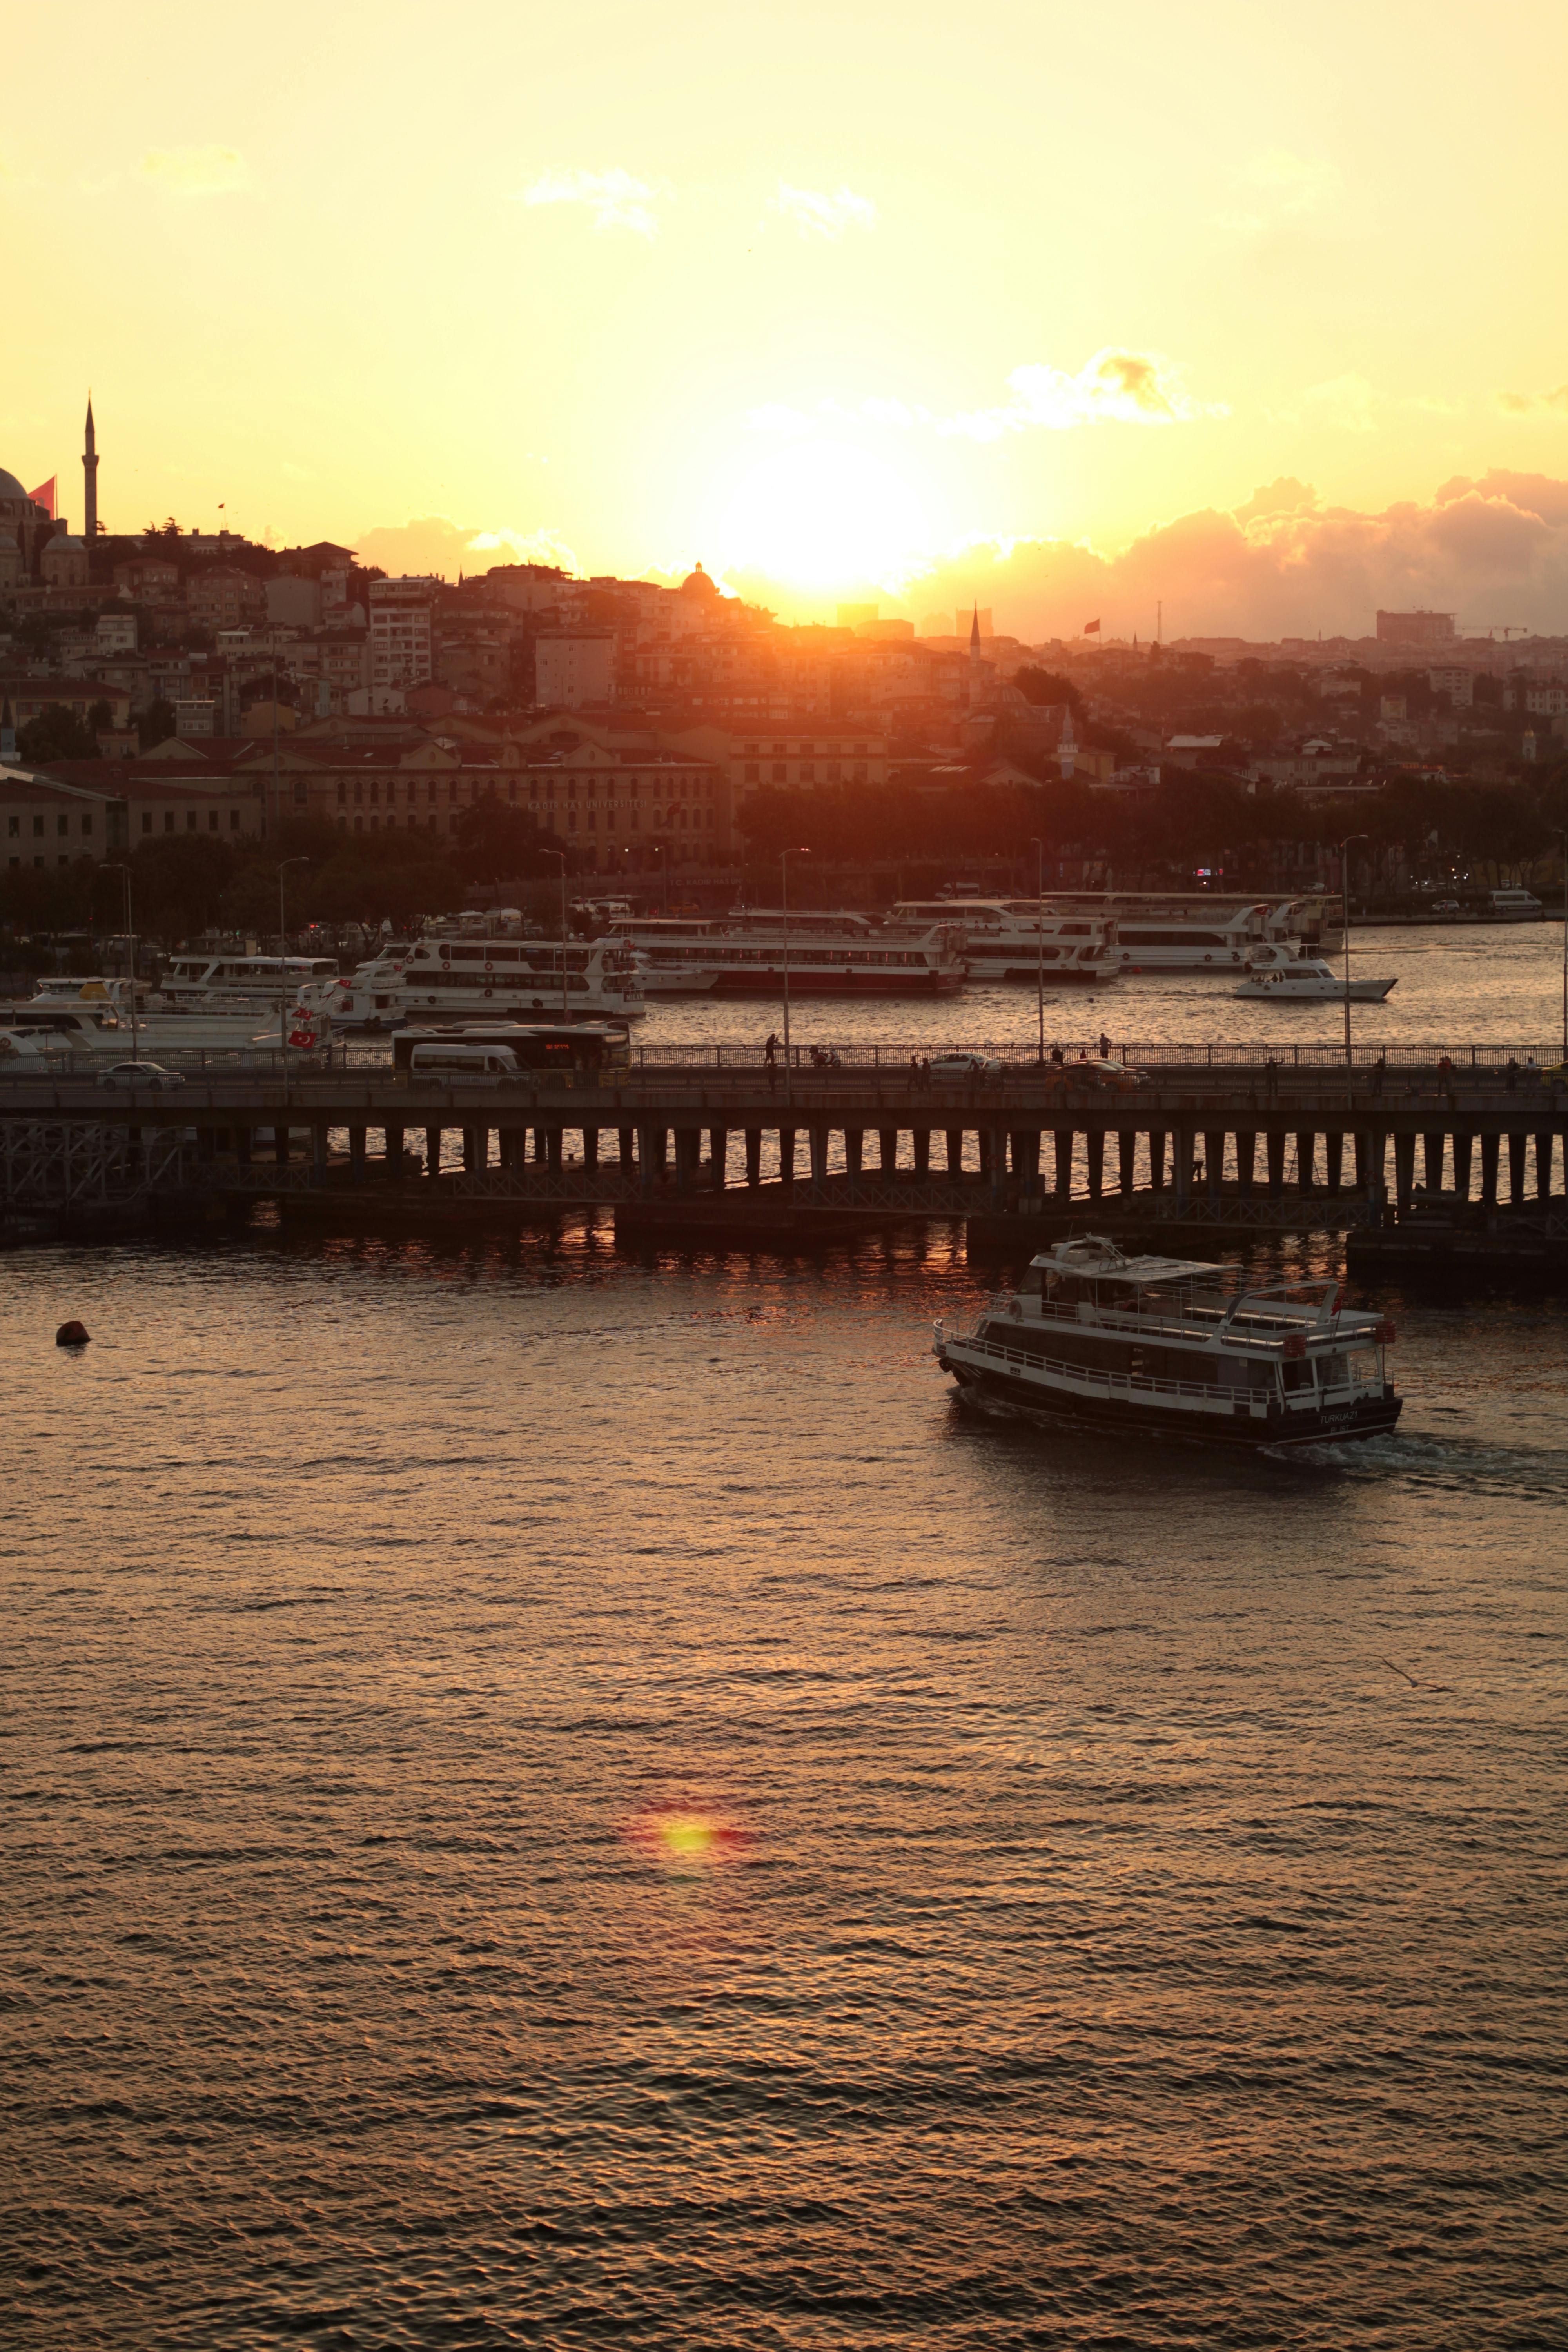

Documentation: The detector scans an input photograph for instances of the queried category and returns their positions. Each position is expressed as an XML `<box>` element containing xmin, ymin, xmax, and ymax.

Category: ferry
<box><xmin>1234</xmin><ymin>960</ymin><xmax>1397</xmax><ymax>1003</ymax></box>
<box><xmin>1038</xmin><ymin>894</ymin><xmax>1331</xmax><ymax>974</ymax></box>
<box><xmin>160</xmin><ymin>951</ymin><xmax>343</xmax><ymax>1010</ymax></box>
<box><xmin>0</xmin><ymin>977</ymin><xmax>307</xmax><ymax>1052</ymax></box>
<box><xmin>321</xmin><ymin>913</ymin><xmax>646</xmax><ymax>1026</ymax></box>
<box><xmin>933</xmin><ymin>1235</ymin><xmax>1401</xmax><ymax>1450</ymax></box>
<box><xmin>610</xmin><ymin>910</ymin><xmax>965</xmax><ymax>996</ymax></box>
<box><xmin>890</xmin><ymin>897</ymin><xmax>1121</xmax><ymax>986</ymax></box>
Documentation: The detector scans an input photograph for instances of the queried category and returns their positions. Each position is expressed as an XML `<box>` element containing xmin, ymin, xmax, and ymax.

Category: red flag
<box><xmin>1083</xmin><ymin>617</ymin><xmax>1100</xmax><ymax>635</ymax></box>
<box><xmin>28</xmin><ymin>476</ymin><xmax>56</xmax><ymax>518</ymax></box>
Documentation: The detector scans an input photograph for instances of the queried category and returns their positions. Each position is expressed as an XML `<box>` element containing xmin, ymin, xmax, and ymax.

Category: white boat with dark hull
<box><xmin>612</xmin><ymin>910</ymin><xmax>965</xmax><ymax>996</ymax></box>
<box><xmin>160</xmin><ymin>952</ymin><xmax>343</xmax><ymax>1012</ymax></box>
<box><xmin>1039</xmin><ymin>894</ymin><xmax>1333</xmax><ymax>975</ymax></box>
<box><xmin>889</xmin><ymin>898</ymin><xmax>1121</xmax><ymax>987</ymax></box>
<box><xmin>320</xmin><ymin>916</ymin><xmax>646</xmax><ymax>1026</ymax></box>
<box><xmin>1234</xmin><ymin>960</ymin><xmax>1397</xmax><ymax>1004</ymax></box>
<box><xmin>0</xmin><ymin>978</ymin><xmax>310</xmax><ymax>1052</ymax></box>
<box><xmin>934</xmin><ymin>1236</ymin><xmax>1400</xmax><ymax>1450</ymax></box>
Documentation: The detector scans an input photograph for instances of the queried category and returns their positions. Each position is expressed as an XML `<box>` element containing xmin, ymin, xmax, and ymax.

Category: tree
<box><xmin>453</xmin><ymin>792</ymin><xmax>585</xmax><ymax>881</ymax></box>
<box><xmin>17</xmin><ymin>703</ymin><xmax>100</xmax><ymax>762</ymax></box>
<box><xmin>139</xmin><ymin>698</ymin><xmax>178</xmax><ymax>751</ymax></box>
<box><xmin>1013</xmin><ymin>666</ymin><xmax>1085</xmax><ymax>717</ymax></box>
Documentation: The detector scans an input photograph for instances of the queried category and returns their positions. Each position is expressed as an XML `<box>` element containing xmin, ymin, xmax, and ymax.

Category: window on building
<box><xmin>142</xmin><ymin>813</ymin><xmax>152</xmax><ymax>834</ymax></box>
<box><xmin>744</xmin><ymin>764</ymin><xmax>759</xmax><ymax>783</ymax></box>
<box><xmin>800</xmin><ymin>764</ymin><xmax>815</xmax><ymax>783</ymax></box>
<box><xmin>81</xmin><ymin>815</ymin><xmax>93</xmax><ymax>835</ymax></box>
<box><xmin>34</xmin><ymin>855</ymin><xmax>43</xmax><ymax>868</ymax></box>
<box><xmin>230</xmin><ymin>811</ymin><xmax>241</xmax><ymax>831</ymax></box>
<box><xmin>5</xmin><ymin>817</ymin><xmax>15</xmax><ymax>838</ymax></box>
<box><xmin>209</xmin><ymin>811</ymin><xmax>219</xmax><ymax>831</ymax></box>
<box><xmin>772</xmin><ymin>764</ymin><xmax>786</xmax><ymax>783</ymax></box>
<box><xmin>33</xmin><ymin>815</ymin><xmax>44</xmax><ymax>837</ymax></box>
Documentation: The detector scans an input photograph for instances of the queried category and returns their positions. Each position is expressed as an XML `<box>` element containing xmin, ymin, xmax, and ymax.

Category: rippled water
<box><xmin>4</xmin><ymin>1203</ymin><xmax>1565</xmax><ymax>2348</ymax></box>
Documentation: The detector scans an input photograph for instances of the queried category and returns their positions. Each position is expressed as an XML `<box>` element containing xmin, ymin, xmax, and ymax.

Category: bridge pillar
<box><xmin>461</xmin><ymin>1126</ymin><xmax>480</xmax><ymax>1173</ymax></box>
<box><xmin>273</xmin><ymin>1123</ymin><xmax>291</xmax><ymax>1164</ymax></box>
<box><xmin>1010</xmin><ymin>1129</ymin><xmax>1041</xmax><ymax>1182</ymax></box>
<box><xmin>1118</xmin><ymin>1129</ymin><xmax>1136</xmax><ymax>1195</ymax></box>
<box><xmin>845</xmin><ymin>1128</ymin><xmax>864</xmax><ymax>1179</ymax></box>
<box><xmin>236</xmin><ymin>1124</ymin><xmax>252</xmax><ymax>1168</ymax></box>
<box><xmin>385</xmin><ymin>1123</ymin><xmax>405</xmax><ymax>1178</ymax></box>
<box><xmin>1507</xmin><ymin>1130</ymin><xmax>1526</xmax><ymax>1206</ymax></box>
<box><xmin>1053</xmin><ymin>1129</ymin><xmax>1074</xmax><ymax>1198</ymax></box>
<box><xmin>546</xmin><ymin>1127</ymin><xmax>563</xmax><ymax>1175</ymax></box>
<box><xmin>1357</xmin><ymin>1129</ymin><xmax>1385</xmax><ymax>1217</ymax></box>
<box><xmin>1423</xmin><ymin>1131</ymin><xmax>1445</xmax><ymax>1191</ymax></box>
<box><xmin>1393</xmin><ymin>1130</ymin><xmax>1416</xmax><ymax>1210</ymax></box>
<box><xmin>977</xmin><ymin>1128</ymin><xmax>993</xmax><ymax>1180</ymax></box>
<box><xmin>636</xmin><ymin>1124</ymin><xmax>659</xmax><ymax>1196</ymax></box>
<box><xmin>1479</xmin><ymin>1131</ymin><xmax>1499</xmax><ymax>1207</ymax></box>
<box><xmin>1324</xmin><ymin>1132</ymin><xmax>1343</xmax><ymax>1195</ymax></box>
<box><xmin>1203</xmin><ymin>1130</ymin><xmax>1225</xmax><ymax>1200</ymax></box>
<box><xmin>1236</xmin><ymin>1131</ymin><xmax>1256</xmax><ymax>1196</ymax></box>
<box><xmin>1296</xmin><ymin>1130</ymin><xmax>1316</xmax><ymax>1193</ymax></box>
<box><xmin>424</xmin><ymin>1125</ymin><xmax>441</xmax><ymax>1178</ymax></box>
<box><xmin>809</xmin><ymin>1125</ymin><xmax>830</xmax><ymax>1186</ymax></box>
<box><xmin>745</xmin><ymin>1128</ymin><xmax>762</xmax><ymax>1186</ymax></box>
<box><xmin>1453</xmin><ymin>1131</ymin><xmax>1473</xmax><ymax>1200</ymax></box>
<box><xmin>348</xmin><ymin>1126</ymin><xmax>367</xmax><ymax>1180</ymax></box>
<box><xmin>1265</xmin><ymin>1130</ymin><xmax>1285</xmax><ymax>1197</ymax></box>
<box><xmin>878</xmin><ymin>1127</ymin><xmax>899</xmax><ymax>1174</ymax></box>
<box><xmin>583</xmin><ymin>1127</ymin><xmax>600</xmax><ymax>1172</ymax></box>
<box><xmin>912</xmin><ymin>1129</ymin><xmax>931</xmax><ymax>1176</ymax></box>
<box><xmin>1536</xmin><ymin>1131</ymin><xmax>1555</xmax><ymax>1201</ymax></box>
<box><xmin>618</xmin><ymin>1125</ymin><xmax>636</xmax><ymax>1170</ymax></box>
<box><xmin>313</xmin><ymin>1122</ymin><xmax>331</xmax><ymax>1180</ymax></box>
<box><xmin>673</xmin><ymin>1128</ymin><xmax>699</xmax><ymax>1192</ymax></box>
<box><xmin>989</xmin><ymin>1124</ymin><xmax>1009</xmax><ymax>1208</ymax></box>
<box><xmin>1085</xmin><ymin>1131</ymin><xmax>1105</xmax><ymax>1200</ymax></box>
<box><xmin>946</xmin><ymin>1128</ymin><xmax>965</xmax><ymax>1176</ymax></box>
<box><xmin>1148</xmin><ymin>1129</ymin><xmax>1166</xmax><ymax>1191</ymax></box>
<box><xmin>1174</xmin><ymin>1126</ymin><xmax>1193</xmax><ymax>1209</ymax></box>
<box><xmin>708</xmin><ymin>1128</ymin><xmax>726</xmax><ymax>1191</ymax></box>
<box><xmin>779</xmin><ymin>1128</ymin><xmax>797</xmax><ymax>1188</ymax></box>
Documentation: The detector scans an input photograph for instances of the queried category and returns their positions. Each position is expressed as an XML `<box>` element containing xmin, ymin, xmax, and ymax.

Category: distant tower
<box><xmin>82</xmin><ymin>397</ymin><xmax>99</xmax><ymax>542</ymax></box>
<box><xmin>968</xmin><ymin>600</ymin><xmax>982</xmax><ymax>708</ymax></box>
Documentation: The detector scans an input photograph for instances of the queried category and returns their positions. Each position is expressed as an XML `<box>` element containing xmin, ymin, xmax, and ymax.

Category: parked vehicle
<box><xmin>929</xmin><ymin>1053</ymin><xmax>1001</xmax><ymax>1077</ymax></box>
<box><xmin>406</xmin><ymin>1044</ymin><xmax>523</xmax><ymax>1080</ymax></box>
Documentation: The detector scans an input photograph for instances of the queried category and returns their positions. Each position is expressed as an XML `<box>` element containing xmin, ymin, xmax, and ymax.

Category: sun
<box><xmin>717</xmin><ymin>437</ymin><xmax>931</xmax><ymax>596</ymax></box>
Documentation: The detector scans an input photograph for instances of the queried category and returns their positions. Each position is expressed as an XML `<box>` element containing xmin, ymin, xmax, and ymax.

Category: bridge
<box><xmin>3</xmin><ymin>1040</ymin><xmax>1564</xmax><ymax>1249</ymax></box>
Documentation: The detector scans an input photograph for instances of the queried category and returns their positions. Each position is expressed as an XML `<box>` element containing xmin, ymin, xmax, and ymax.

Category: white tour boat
<box><xmin>1037</xmin><ymin>893</ymin><xmax>1329</xmax><ymax>975</ymax></box>
<box><xmin>934</xmin><ymin>1235</ymin><xmax>1401</xmax><ymax>1450</ymax></box>
<box><xmin>890</xmin><ymin>897</ymin><xmax>1121</xmax><ymax>987</ymax></box>
<box><xmin>160</xmin><ymin>951</ymin><xmax>344</xmax><ymax>1013</ymax></box>
<box><xmin>323</xmin><ymin>913</ymin><xmax>646</xmax><ymax>1026</ymax></box>
<box><xmin>0</xmin><ymin>978</ymin><xmax>308</xmax><ymax>1052</ymax></box>
<box><xmin>1233</xmin><ymin>960</ymin><xmax>1397</xmax><ymax>1003</ymax></box>
<box><xmin>611</xmin><ymin>910</ymin><xmax>965</xmax><ymax>996</ymax></box>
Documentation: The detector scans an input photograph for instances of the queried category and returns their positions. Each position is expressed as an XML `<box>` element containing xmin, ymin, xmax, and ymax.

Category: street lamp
<box><xmin>541</xmin><ymin>847</ymin><xmax>570</xmax><ymax>1016</ymax></box>
<box><xmin>1029</xmin><ymin>834</ymin><xmax>1046</xmax><ymax>1065</ymax></box>
<box><xmin>780</xmin><ymin>845</ymin><xmax>809</xmax><ymax>1105</ymax></box>
<box><xmin>1558</xmin><ymin>829</ymin><xmax>1567</xmax><ymax>1067</ymax></box>
<box><xmin>101</xmin><ymin>862</ymin><xmax>137</xmax><ymax>1063</ymax></box>
<box><xmin>1339</xmin><ymin>833</ymin><xmax>1368</xmax><ymax>1086</ymax></box>
<box><xmin>278</xmin><ymin>856</ymin><xmax>309</xmax><ymax>1099</ymax></box>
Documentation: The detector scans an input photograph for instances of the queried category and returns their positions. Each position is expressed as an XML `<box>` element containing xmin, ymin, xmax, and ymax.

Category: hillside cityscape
<box><xmin>2</xmin><ymin>405</ymin><xmax>1567</xmax><ymax>953</ymax></box>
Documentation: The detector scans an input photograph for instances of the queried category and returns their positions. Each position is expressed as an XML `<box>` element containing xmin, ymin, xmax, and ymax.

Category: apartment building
<box><xmin>369</xmin><ymin>577</ymin><xmax>436</xmax><ymax>692</ymax></box>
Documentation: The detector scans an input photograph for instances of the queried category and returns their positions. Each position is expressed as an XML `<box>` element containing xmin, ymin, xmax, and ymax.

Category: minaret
<box><xmin>968</xmin><ymin>600</ymin><xmax>983</xmax><ymax>708</ymax></box>
<box><xmin>83</xmin><ymin>397</ymin><xmax>99</xmax><ymax>542</ymax></box>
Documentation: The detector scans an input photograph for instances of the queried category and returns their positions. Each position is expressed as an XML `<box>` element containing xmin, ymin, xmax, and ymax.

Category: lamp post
<box><xmin>101</xmin><ymin>862</ymin><xmax>137</xmax><ymax>1063</ymax></box>
<box><xmin>1339</xmin><ymin>833</ymin><xmax>1368</xmax><ymax>1088</ymax></box>
<box><xmin>542</xmin><ymin>847</ymin><xmax>569</xmax><ymax>1016</ymax></box>
<box><xmin>1558</xmin><ymin>829</ymin><xmax>1567</xmax><ymax>1067</ymax></box>
<box><xmin>278</xmin><ymin>856</ymin><xmax>309</xmax><ymax>1099</ymax></box>
<box><xmin>1029</xmin><ymin>834</ymin><xmax>1046</xmax><ymax>1064</ymax></box>
<box><xmin>780</xmin><ymin>845</ymin><xmax>808</xmax><ymax>1105</ymax></box>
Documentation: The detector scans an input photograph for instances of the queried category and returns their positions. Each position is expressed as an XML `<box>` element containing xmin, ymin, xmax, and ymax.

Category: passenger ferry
<box><xmin>160</xmin><ymin>951</ymin><xmax>343</xmax><ymax>1010</ymax></box>
<box><xmin>934</xmin><ymin>1235</ymin><xmax>1400</xmax><ymax>1450</ymax></box>
<box><xmin>610</xmin><ymin>910</ymin><xmax>965</xmax><ymax>996</ymax></box>
<box><xmin>320</xmin><ymin>914</ymin><xmax>645</xmax><ymax>1026</ymax></box>
<box><xmin>0</xmin><ymin>977</ymin><xmax>306</xmax><ymax>1051</ymax></box>
<box><xmin>1038</xmin><ymin>894</ymin><xmax>1327</xmax><ymax>974</ymax></box>
<box><xmin>890</xmin><ymin>897</ymin><xmax>1121</xmax><ymax>986</ymax></box>
<box><xmin>1234</xmin><ymin>960</ymin><xmax>1397</xmax><ymax>1003</ymax></box>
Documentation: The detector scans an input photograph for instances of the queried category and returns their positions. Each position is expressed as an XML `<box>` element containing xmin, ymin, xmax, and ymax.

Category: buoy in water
<box><xmin>56</xmin><ymin>1320</ymin><xmax>90</xmax><ymax>1347</ymax></box>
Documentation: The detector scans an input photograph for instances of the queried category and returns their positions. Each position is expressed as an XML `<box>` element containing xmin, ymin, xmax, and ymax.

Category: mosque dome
<box><xmin>0</xmin><ymin>467</ymin><xmax>29</xmax><ymax>509</ymax></box>
<box><xmin>48</xmin><ymin>533</ymin><xmax>85</xmax><ymax>550</ymax></box>
<box><xmin>679</xmin><ymin>561</ymin><xmax>720</xmax><ymax>599</ymax></box>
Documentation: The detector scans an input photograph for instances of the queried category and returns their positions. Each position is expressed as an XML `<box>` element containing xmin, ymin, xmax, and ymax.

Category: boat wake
<box><xmin>1264</xmin><ymin>1426</ymin><xmax>1568</xmax><ymax>1500</ymax></box>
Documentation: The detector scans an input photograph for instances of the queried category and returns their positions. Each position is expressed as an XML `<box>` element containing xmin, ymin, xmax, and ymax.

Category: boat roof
<box><xmin>1030</xmin><ymin>1238</ymin><xmax>1232</xmax><ymax>1285</ymax></box>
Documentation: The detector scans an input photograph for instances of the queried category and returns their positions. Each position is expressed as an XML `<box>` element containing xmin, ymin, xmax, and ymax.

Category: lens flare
<box><xmin>626</xmin><ymin>1806</ymin><xmax>750</xmax><ymax>1868</ymax></box>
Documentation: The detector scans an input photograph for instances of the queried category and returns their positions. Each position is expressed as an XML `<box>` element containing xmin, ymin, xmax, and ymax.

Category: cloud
<box><xmin>514</xmin><ymin>167</ymin><xmax>664</xmax><ymax>236</ymax></box>
<box><xmin>1498</xmin><ymin>383</ymin><xmax>1568</xmax><ymax>416</ymax></box>
<box><xmin>853</xmin><ymin>473</ymin><xmax>1568</xmax><ymax>642</ymax></box>
<box><xmin>354</xmin><ymin>516</ymin><xmax>579</xmax><ymax>580</ymax></box>
<box><xmin>766</xmin><ymin>181</ymin><xmax>877</xmax><ymax>240</ymax></box>
<box><xmin>936</xmin><ymin>350</ymin><xmax>1226</xmax><ymax>441</ymax></box>
<box><xmin>139</xmin><ymin>145</ymin><xmax>252</xmax><ymax>196</ymax></box>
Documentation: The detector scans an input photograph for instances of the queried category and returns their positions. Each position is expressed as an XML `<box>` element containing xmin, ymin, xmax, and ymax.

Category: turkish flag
<box><xmin>1083</xmin><ymin>617</ymin><xmax>1100</xmax><ymax>635</ymax></box>
<box><xmin>29</xmin><ymin>476</ymin><xmax>56</xmax><ymax>518</ymax></box>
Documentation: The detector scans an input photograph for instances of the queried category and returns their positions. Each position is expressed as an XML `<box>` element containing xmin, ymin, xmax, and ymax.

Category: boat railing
<box><xmin>987</xmin><ymin>1294</ymin><xmax>1334</xmax><ymax>1349</ymax></box>
<box><xmin>954</xmin><ymin>1328</ymin><xmax>1279</xmax><ymax>1409</ymax></box>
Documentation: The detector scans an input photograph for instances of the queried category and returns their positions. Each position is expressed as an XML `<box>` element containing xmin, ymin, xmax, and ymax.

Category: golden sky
<box><xmin>6</xmin><ymin>0</ymin><xmax>1568</xmax><ymax>635</ymax></box>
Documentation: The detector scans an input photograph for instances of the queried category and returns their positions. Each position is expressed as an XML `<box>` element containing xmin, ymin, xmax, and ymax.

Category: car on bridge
<box><xmin>95</xmin><ymin>1062</ymin><xmax>186</xmax><ymax>1091</ymax></box>
<box><xmin>1078</xmin><ymin>1058</ymin><xmax>1149</xmax><ymax>1092</ymax></box>
<box><xmin>928</xmin><ymin>1053</ymin><xmax>1002</xmax><ymax>1078</ymax></box>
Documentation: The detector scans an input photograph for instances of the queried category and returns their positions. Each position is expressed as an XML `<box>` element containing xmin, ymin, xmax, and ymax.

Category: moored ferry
<box><xmin>611</xmin><ymin>910</ymin><xmax>964</xmax><ymax>996</ymax></box>
<box><xmin>890</xmin><ymin>897</ymin><xmax>1121</xmax><ymax>986</ymax></box>
<box><xmin>320</xmin><ymin>913</ymin><xmax>646</xmax><ymax>1026</ymax></box>
<box><xmin>160</xmin><ymin>951</ymin><xmax>343</xmax><ymax>1010</ymax></box>
<box><xmin>1038</xmin><ymin>893</ymin><xmax>1327</xmax><ymax>975</ymax></box>
<box><xmin>934</xmin><ymin>1235</ymin><xmax>1400</xmax><ymax>1449</ymax></box>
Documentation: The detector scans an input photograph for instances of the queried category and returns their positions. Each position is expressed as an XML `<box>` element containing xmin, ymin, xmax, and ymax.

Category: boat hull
<box><xmin>965</xmin><ymin>962</ymin><xmax>1120</xmax><ymax>987</ymax></box>
<box><xmin>938</xmin><ymin>1352</ymin><xmax>1403</xmax><ymax>1450</ymax></box>
<box><xmin>704</xmin><ymin>970</ymin><xmax>962</xmax><ymax>997</ymax></box>
<box><xmin>1232</xmin><ymin>980</ymin><xmax>1396</xmax><ymax>1002</ymax></box>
